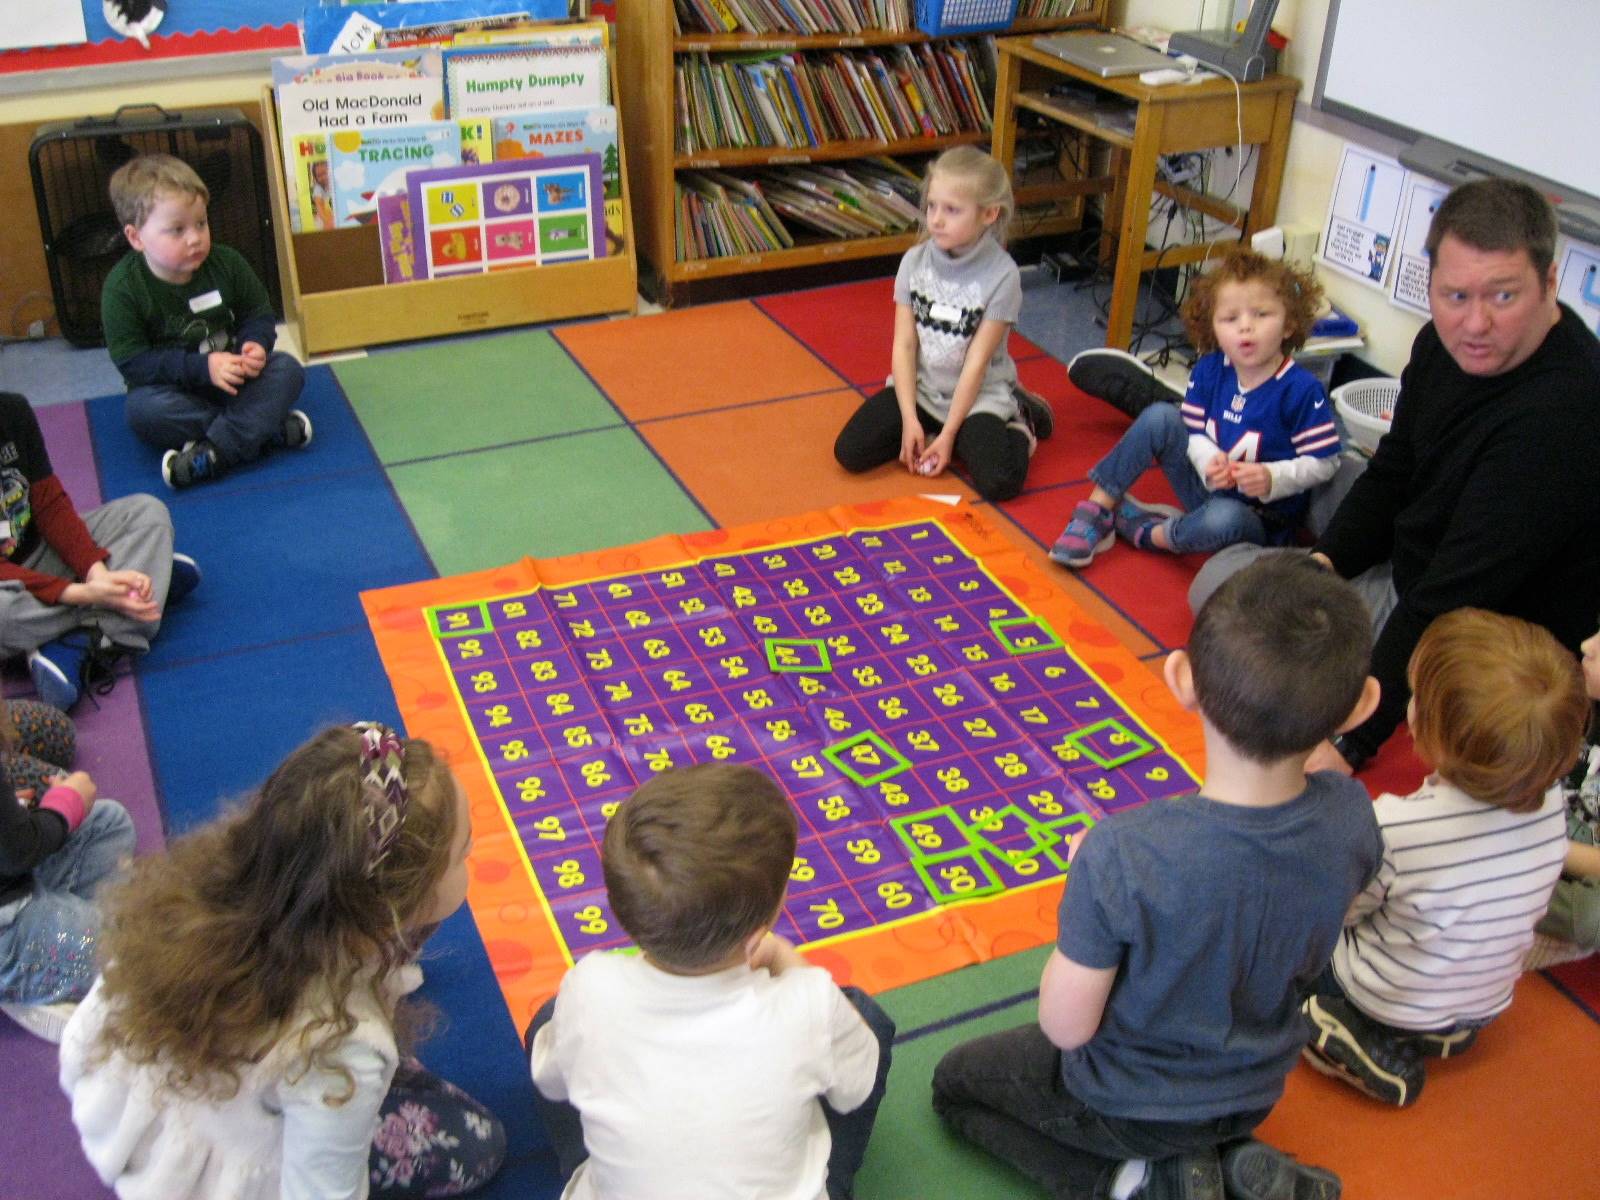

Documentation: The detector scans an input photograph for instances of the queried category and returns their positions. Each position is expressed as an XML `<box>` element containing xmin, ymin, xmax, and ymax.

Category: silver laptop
<box><xmin>1033</xmin><ymin>31</ymin><xmax>1176</xmax><ymax>78</ymax></box>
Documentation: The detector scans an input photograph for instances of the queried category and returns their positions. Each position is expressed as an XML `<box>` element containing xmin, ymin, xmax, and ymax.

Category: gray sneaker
<box><xmin>1068</xmin><ymin>348</ymin><xmax>1183</xmax><ymax>420</ymax></box>
<box><xmin>161</xmin><ymin>439</ymin><xmax>223</xmax><ymax>489</ymax></box>
<box><xmin>1222</xmin><ymin>1139</ymin><xmax>1341</xmax><ymax>1200</ymax></box>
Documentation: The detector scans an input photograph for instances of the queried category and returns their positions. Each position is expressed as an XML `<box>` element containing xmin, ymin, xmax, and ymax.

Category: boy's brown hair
<box><xmin>109</xmin><ymin>153</ymin><xmax>209</xmax><ymax>230</ymax></box>
<box><xmin>1187</xmin><ymin>556</ymin><xmax>1371</xmax><ymax>764</ymax></box>
<box><xmin>1408</xmin><ymin>609</ymin><xmax>1587</xmax><ymax>812</ymax></box>
<box><xmin>1180</xmin><ymin>245</ymin><xmax>1323</xmax><ymax>355</ymax></box>
<box><xmin>602</xmin><ymin>763</ymin><xmax>797</xmax><ymax>971</ymax></box>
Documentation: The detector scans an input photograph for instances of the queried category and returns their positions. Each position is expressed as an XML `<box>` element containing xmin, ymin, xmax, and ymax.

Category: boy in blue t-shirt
<box><xmin>1052</xmin><ymin>249</ymin><xmax>1339</xmax><ymax>569</ymax></box>
<box><xmin>933</xmin><ymin>557</ymin><xmax>1383</xmax><ymax>1200</ymax></box>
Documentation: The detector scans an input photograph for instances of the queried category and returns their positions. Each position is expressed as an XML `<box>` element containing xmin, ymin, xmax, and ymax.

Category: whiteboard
<box><xmin>1315</xmin><ymin>0</ymin><xmax>1600</xmax><ymax>202</ymax></box>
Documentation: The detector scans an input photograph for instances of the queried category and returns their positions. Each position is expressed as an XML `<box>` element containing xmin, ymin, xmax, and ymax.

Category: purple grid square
<box><xmin>777</xmin><ymin>667</ymin><xmax>847</xmax><ymax>706</ymax></box>
<box><xmin>703</xmin><ymin>554</ymin><xmax>759</xmax><ymax>585</ymax></box>
<box><xmin>891</xmin><ymin>807</ymin><xmax>971</xmax><ymax>859</ymax></box>
<box><xmin>748</xmin><ymin>546</ymin><xmax>811</xmax><ymax>577</ymax></box>
<box><xmin>543</xmin><ymin>583</ymin><xmax>604</xmax><ymax>618</ymax></box>
<box><xmin>912</xmin><ymin>670</ymin><xmax>992</xmax><ymax>719</ymax></box>
<box><xmin>794</xmin><ymin>781</ymin><xmax>874</xmax><ymax>836</ymax></box>
<box><xmin>914</xmin><ymin>606</ymin><xmax>985</xmax><ymax>643</ymax></box>
<box><xmin>451</xmin><ymin>659</ymin><xmax>517</xmax><ymax>702</ymax></box>
<box><xmin>809</xmin><ymin>697</ymin><xmax>871</xmax><ymax>742</ymax></box>
<box><xmin>527</xmin><ymin>684</ymin><xmax>605</xmax><ymax>729</ymax></box>
<box><xmin>553</xmin><ymin>749</ymin><xmax>636</xmax><ymax>803</ymax></box>
<box><xmin>543</xmin><ymin>712</ymin><xmax>618</xmax><ymax>760</ymax></box>
<box><xmin>496</xmin><ymin>619</ymin><xmax>562</xmax><ymax>659</ymax></box>
<box><xmin>840</xmin><ymin>583</ymin><xmax>906</xmax><ymax>625</ymax></box>
<box><xmin>572</xmin><ymin>786</ymin><xmax>630</xmax><ymax>842</ymax></box>
<box><xmin>858</xmin><ymin>685</ymin><xmax>932</xmax><ymax>731</ymax></box>
<box><xmin>723</xmin><ymin>677</ymin><xmax>803</xmax><ymax>721</ymax></box>
<box><xmin>786</xmin><ymin>883</ymin><xmax>871</xmax><ymax>942</ymax></box>
<box><xmin>662</xmin><ymin>691</ymin><xmax>734</xmax><ymax>729</ymax></box>
<box><xmin>511</xmin><ymin>796</ymin><xmax>587</xmax><ymax>852</ymax></box>
<box><xmin>548</xmin><ymin>889</ymin><xmax>629</xmax><ymax>956</ymax></box>
<box><xmin>777</xmin><ymin>593</ymin><xmax>852</xmax><ymax>638</ymax></box>
<box><xmin>788</xmin><ymin>833</ymin><xmax>846</xmax><ymax>898</ymax></box>
<box><xmin>999</xmin><ymin>776</ymin><xmax>1098</xmax><ymax>825</ymax></box>
<box><xmin>856</xmin><ymin>616</ymin><xmax>935</xmax><ymax>657</ymax></box>
<box><xmin>815</xmin><ymin>823</ymin><xmax>914</xmax><ymax>884</ymax></box>
<box><xmin>609</xmin><ymin>703</ymin><xmax>675</xmax><ymax>742</ymax></box>
<box><xmin>643</xmin><ymin>658</ymin><xmax>717</xmax><ymax>703</ymax></box>
<box><xmin>771</xmin><ymin>744</ymin><xmax>853</xmax><ymax>799</ymax></box>
<box><xmin>738</xmin><ymin>605</ymin><xmax>804</xmax><ymax>640</ymax></box>
<box><xmin>439</xmin><ymin>631</ymin><xmax>506</xmax><ymax>669</ymax></box>
<box><xmin>973</xmin><ymin>742</ymin><xmax>1056</xmax><ymax>794</ymax></box>
<box><xmin>680</xmin><ymin>616</ymin><xmax>752</xmax><ymax>657</ymax></box>
<box><xmin>495</xmin><ymin>759</ymin><xmax>574</xmax><ymax>812</ymax></box>
<box><xmin>742</xmin><ymin>711</ymin><xmax>816</xmax><ymax>758</ymax></box>
<box><xmin>1116</xmin><ymin>752</ymin><xmax>1198</xmax><ymax>804</ymax></box>
<box><xmin>679</xmin><ymin>719</ymin><xmax>765</xmax><ymax>766</ymax></box>
<box><xmin>859</xmin><ymin>861</ymin><xmax>935</xmax><ymax>923</ymax></box>
<box><xmin>616</xmin><ymin>728</ymin><xmax>690</xmax><ymax>777</ymax></box>
<box><xmin>646</xmin><ymin>563</ymin><xmax>711</xmax><ymax>594</ymax></box>
<box><xmin>507</xmin><ymin>648</ymin><xmax>583</xmax><ymax>692</ymax></box>
<box><xmin>887</xmin><ymin>719</ymin><xmax>967</xmax><ymax>769</ymax></box>
<box><xmin>528</xmin><ymin>843</ymin><xmax>606</xmax><ymax>900</ymax></box>
<box><xmin>466</xmin><ymin>694</ymin><xmax>537</xmax><ymax>739</ymax></box>
<box><xmin>594</xmin><ymin>669</ymin><xmax>652</xmax><ymax>711</ymax></box>
<box><xmin>482</xmin><ymin>729</ymin><xmax>557</xmax><ymax>774</ymax></box>
<box><xmin>486</xmin><ymin>591</ymin><xmax>546</xmax><ymax>626</ymax></box>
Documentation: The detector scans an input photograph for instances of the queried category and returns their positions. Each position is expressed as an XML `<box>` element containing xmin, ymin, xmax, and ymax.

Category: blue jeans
<box><xmin>526</xmin><ymin>984</ymin><xmax>896</xmax><ymax>1200</ymax></box>
<box><xmin>1087</xmin><ymin>403</ymin><xmax>1277</xmax><ymax>555</ymax></box>
<box><xmin>125</xmin><ymin>351</ymin><xmax>305</xmax><ymax>466</ymax></box>
<box><xmin>932</xmin><ymin>1023</ymin><xmax>1268</xmax><ymax>1200</ymax></box>
<box><xmin>0</xmin><ymin>800</ymin><xmax>135</xmax><ymax>1004</ymax></box>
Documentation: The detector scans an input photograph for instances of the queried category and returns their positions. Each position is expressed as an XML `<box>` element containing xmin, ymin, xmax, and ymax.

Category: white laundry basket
<box><xmin>1332</xmin><ymin>378</ymin><xmax>1401</xmax><ymax>456</ymax></box>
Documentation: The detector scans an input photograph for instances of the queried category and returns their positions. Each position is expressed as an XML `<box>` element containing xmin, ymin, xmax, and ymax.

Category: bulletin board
<box><xmin>0</xmin><ymin>1</ymin><xmax>300</xmax><ymax>79</ymax></box>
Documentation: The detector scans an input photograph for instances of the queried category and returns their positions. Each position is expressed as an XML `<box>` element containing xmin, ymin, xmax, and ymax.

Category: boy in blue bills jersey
<box><xmin>1051</xmin><ymin>249</ymin><xmax>1340</xmax><ymax>568</ymax></box>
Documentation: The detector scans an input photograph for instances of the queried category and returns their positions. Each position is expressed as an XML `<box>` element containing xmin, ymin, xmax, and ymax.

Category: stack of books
<box><xmin>675</xmin><ymin>40</ymin><xmax>995</xmax><ymax>154</ymax></box>
<box><xmin>673</xmin><ymin>0</ymin><xmax>913</xmax><ymax>36</ymax></box>
<box><xmin>676</xmin><ymin>156</ymin><xmax>922</xmax><ymax>258</ymax></box>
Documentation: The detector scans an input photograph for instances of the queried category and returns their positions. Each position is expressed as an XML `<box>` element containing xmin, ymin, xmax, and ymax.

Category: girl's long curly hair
<box><xmin>91</xmin><ymin>727</ymin><xmax>457</xmax><ymax>1100</ymax></box>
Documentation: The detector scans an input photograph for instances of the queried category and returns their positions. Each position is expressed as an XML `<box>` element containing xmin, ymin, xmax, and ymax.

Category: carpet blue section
<box><xmin>86</xmin><ymin>366</ymin><xmax>371</xmax><ymax>502</ymax></box>
<box><xmin>113</xmin><ymin>372</ymin><xmax>555</xmax><ymax>1199</ymax></box>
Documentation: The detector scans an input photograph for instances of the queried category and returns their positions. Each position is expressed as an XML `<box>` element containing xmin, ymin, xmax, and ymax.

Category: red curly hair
<box><xmin>1180</xmin><ymin>245</ymin><xmax>1323</xmax><ymax>355</ymax></box>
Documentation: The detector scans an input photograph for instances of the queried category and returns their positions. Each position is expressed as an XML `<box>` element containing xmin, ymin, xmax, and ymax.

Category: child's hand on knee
<box><xmin>207</xmin><ymin>352</ymin><xmax>247</xmax><ymax>396</ymax></box>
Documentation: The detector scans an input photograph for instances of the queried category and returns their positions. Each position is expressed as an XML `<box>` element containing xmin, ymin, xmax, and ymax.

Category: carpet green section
<box><xmin>389</xmin><ymin>427</ymin><xmax>711</xmax><ymax>574</ymax></box>
<box><xmin>851</xmin><ymin>946</ymin><xmax>1052</xmax><ymax>1200</ymax></box>
<box><xmin>335</xmin><ymin>331</ymin><xmax>621</xmax><ymax>463</ymax></box>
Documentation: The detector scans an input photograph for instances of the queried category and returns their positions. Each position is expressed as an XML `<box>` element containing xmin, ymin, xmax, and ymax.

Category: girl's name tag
<box><xmin>928</xmin><ymin>301</ymin><xmax>962</xmax><ymax>324</ymax></box>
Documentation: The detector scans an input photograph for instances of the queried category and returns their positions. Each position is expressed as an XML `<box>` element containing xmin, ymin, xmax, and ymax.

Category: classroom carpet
<box><xmin>2</xmin><ymin>275</ymin><xmax>1595</xmax><ymax>1200</ymax></box>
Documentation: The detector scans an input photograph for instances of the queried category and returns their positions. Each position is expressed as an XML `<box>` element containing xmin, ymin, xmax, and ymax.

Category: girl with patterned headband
<box><xmin>59</xmin><ymin>723</ymin><xmax>506</xmax><ymax>1199</ymax></box>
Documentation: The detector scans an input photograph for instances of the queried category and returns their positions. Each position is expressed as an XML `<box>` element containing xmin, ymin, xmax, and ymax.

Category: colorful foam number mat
<box><xmin>363</xmin><ymin>498</ymin><xmax>1205</xmax><ymax>1025</ymax></box>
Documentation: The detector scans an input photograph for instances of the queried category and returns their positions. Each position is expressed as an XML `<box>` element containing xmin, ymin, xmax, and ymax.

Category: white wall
<box><xmin>1117</xmin><ymin>0</ymin><xmax>1427</xmax><ymax>373</ymax></box>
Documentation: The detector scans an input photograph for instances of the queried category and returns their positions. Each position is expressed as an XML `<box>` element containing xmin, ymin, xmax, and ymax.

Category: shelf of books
<box><xmin>617</xmin><ymin>0</ymin><xmax>1104</xmax><ymax>301</ymax></box>
<box><xmin>263</xmin><ymin>20</ymin><xmax>636</xmax><ymax>355</ymax></box>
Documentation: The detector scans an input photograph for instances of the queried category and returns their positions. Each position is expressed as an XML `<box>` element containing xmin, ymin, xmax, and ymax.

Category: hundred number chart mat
<box><xmin>363</xmin><ymin>499</ymin><xmax>1203</xmax><ymax>1023</ymax></box>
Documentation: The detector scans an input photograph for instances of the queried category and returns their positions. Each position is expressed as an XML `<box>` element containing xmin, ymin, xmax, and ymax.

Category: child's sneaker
<box><xmin>1013</xmin><ymin>383</ymin><xmax>1054</xmax><ymax>441</ymax></box>
<box><xmin>0</xmin><ymin>999</ymin><xmax>78</xmax><ymax>1044</ymax></box>
<box><xmin>1414</xmin><ymin>1024</ymin><xmax>1479</xmax><ymax>1059</ymax></box>
<box><xmin>1113</xmin><ymin>497</ymin><xmax>1183</xmax><ymax>551</ymax></box>
<box><xmin>161</xmin><ymin>440</ymin><xmax>223</xmax><ymax>489</ymax></box>
<box><xmin>1301</xmin><ymin>995</ymin><xmax>1425</xmax><ymax>1107</ymax></box>
<box><xmin>27</xmin><ymin>639</ymin><xmax>86</xmax><ymax>711</ymax></box>
<box><xmin>280</xmin><ymin>408</ymin><xmax>313</xmax><ymax>450</ymax></box>
<box><xmin>1068</xmin><ymin>348</ymin><xmax>1183</xmax><ymax>420</ymax></box>
<box><xmin>1137</xmin><ymin>1150</ymin><xmax>1224</xmax><ymax>1200</ymax></box>
<box><xmin>168</xmin><ymin>553</ymin><xmax>202</xmax><ymax>606</ymax></box>
<box><xmin>1049</xmin><ymin>501</ymin><xmax>1114</xmax><ymax>568</ymax></box>
<box><xmin>1222</xmin><ymin>1139</ymin><xmax>1341</xmax><ymax>1200</ymax></box>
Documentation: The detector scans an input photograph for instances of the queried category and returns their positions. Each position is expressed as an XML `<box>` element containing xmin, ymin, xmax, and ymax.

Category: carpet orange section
<box><xmin>1260</xmin><ymin>972</ymin><xmax>1600</xmax><ymax>1200</ymax></box>
<box><xmin>637</xmin><ymin>387</ymin><xmax>979</xmax><ymax>525</ymax></box>
<box><xmin>555</xmin><ymin>301</ymin><xmax>846</xmax><ymax>420</ymax></box>
<box><xmin>755</xmin><ymin>277</ymin><xmax>1048</xmax><ymax>389</ymax></box>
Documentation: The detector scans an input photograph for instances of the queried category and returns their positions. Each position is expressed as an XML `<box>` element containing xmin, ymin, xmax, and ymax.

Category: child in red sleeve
<box><xmin>0</xmin><ymin>392</ymin><xmax>199</xmax><ymax>709</ymax></box>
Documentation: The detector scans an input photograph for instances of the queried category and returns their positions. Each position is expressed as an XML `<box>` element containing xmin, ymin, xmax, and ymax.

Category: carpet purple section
<box><xmin>1</xmin><ymin>398</ymin><xmax>151</xmax><ymax>1200</ymax></box>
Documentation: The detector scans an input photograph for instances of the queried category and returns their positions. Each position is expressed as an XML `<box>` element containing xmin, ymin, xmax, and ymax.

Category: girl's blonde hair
<box><xmin>92</xmin><ymin>727</ymin><xmax>458</xmax><ymax>1100</ymax></box>
<box><xmin>921</xmin><ymin>146</ymin><xmax>1015</xmax><ymax>247</ymax></box>
<box><xmin>1408</xmin><ymin>609</ymin><xmax>1588</xmax><ymax>813</ymax></box>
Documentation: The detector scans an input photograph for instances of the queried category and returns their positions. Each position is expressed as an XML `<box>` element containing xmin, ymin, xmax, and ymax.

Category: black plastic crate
<box><xmin>30</xmin><ymin>104</ymin><xmax>282</xmax><ymax>348</ymax></box>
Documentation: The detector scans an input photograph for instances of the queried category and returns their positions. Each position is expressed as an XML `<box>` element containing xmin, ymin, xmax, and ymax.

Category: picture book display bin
<box><xmin>615</xmin><ymin>0</ymin><xmax>1105</xmax><ymax>305</ymax></box>
<box><xmin>261</xmin><ymin>49</ymin><xmax>636</xmax><ymax>356</ymax></box>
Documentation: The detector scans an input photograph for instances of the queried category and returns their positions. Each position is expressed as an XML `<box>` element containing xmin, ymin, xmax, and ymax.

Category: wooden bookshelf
<box><xmin>261</xmin><ymin>46</ymin><xmax>637</xmax><ymax>356</ymax></box>
<box><xmin>617</xmin><ymin>0</ymin><xmax>1105</xmax><ymax>303</ymax></box>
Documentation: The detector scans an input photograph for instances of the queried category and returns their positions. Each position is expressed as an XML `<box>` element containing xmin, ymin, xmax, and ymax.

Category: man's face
<box><xmin>1428</xmin><ymin>233</ymin><xmax>1559</xmax><ymax>377</ymax></box>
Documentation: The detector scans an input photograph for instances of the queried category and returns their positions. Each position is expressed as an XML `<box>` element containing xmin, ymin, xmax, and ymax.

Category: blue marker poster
<box><xmin>1321</xmin><ymin>144</ymin><xmax>1405</xmax><ymax>289</ymax></box>
<box><xmin>1556</xmin><ymin>242</ymin><xmax>1600</xmax><ymax>338</ymax></box>
<box><xmin>1388</xmin><ymin>173</ymin><xmax>1450</xmax><ymax>317</ymax></box>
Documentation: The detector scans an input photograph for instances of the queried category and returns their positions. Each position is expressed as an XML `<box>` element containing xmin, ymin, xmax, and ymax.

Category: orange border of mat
<box><xmin>363</xmin><ymin>498</ymin><xmax>1205</xmax><ymax>1027</ymax></box>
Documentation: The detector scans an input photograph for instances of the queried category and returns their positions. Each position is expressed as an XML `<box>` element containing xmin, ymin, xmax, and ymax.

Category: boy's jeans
<box><xmin>0</xmin><ymin>800</ymin><xmax>135</xmax><ymax>1004</ymax></box>
<box><xmin>125</xmin><ymin>351</ymin><xmax>304</xmax><ymax>465</ymax></box>
<box><xmin>1088</xmin><ymin>403</ymin><xmax>1278</xmax><ymax>555</ymax></box>
<box><xmin>526</xmin><ymin>985</ymin><xmax>896</xmax><ymax>1200</ymax></box>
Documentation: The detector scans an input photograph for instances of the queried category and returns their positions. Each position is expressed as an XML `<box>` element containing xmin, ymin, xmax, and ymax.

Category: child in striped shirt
<box><xmin>1302</xmin><ymin>608</ymin><xmax>1586</xmax><ymax>1106</ymax></box>
<box><xmin>1051</xmin><ymin>247</ymin><xmax>1340</xmax><ymax>568</ymax></box>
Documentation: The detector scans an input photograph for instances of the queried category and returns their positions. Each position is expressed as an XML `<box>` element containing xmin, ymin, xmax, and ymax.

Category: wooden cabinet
<box><xmin>616</xmin><ymin>0</ymin><xmax>1104</xmax><ymax>302</ymax></box>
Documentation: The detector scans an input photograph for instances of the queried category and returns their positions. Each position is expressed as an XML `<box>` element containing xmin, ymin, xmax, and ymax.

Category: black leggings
<box><xmin>833</xmin><ymin>387</ymin><xmax>1030</xmax><ymax>502</ymax></box>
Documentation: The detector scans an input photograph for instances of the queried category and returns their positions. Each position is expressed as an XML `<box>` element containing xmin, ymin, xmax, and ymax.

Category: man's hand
<box><xmin>1203</xmin><ymin>454</ymin><xmax>1234</xmax><ymax>490</ymax></box>
<box><xmin>208</xmin><ymin>351</ymin><xmax>249</xmax><ymax>396</ymax></box>
<box><xmin>1231</xmin><ymin>462</ymin><xmax>1272</xmax><ymax>498</ymax></box>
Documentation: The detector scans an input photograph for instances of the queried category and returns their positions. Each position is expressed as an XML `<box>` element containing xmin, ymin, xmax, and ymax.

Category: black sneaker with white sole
<box><xmin>1067</xmin><ymin>348</ymin><xmax>1184</xmax><ymax>420</ymax></box>
<box><xmin>161</xmin><ymin>440</ymin><xmax>223</xmax><ymax>489</ymax></box>
<box><xmin>281</xmin><ymin>408</ymin><xmax>314</xmax><ymax>449</ymax></box>
<box><xmin>1222</xmin><ymin>1139</ymin><xmax>1341</xmax><ymax>1200</ymax></box>
<box><xmin>1301</xmin><ymin>995</ymin><xmax>1425</xmax><ymax>1107</ymax></box>
<box><xmin>1012</xmin><ymin>382</ymin><xmax>1054</xmax><ymax>441</ymax></box>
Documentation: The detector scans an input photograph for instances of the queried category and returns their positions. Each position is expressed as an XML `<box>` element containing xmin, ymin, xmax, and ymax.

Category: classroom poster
<box><xmin>1387</xmin><ymin>173</ymin><xmax>1450</xmax><ymax>317</ymax></box>
<box><xmin>0</xmin><ymin>0</ymin><xmax>86</xmax><ymax>50</ymax></box>
<box><xmin>1556</xmin><ymin>241</ymin><xmax>1600</xmax><ymax>337</ymax></box>
<box><xmin>1321</xmin><ymin>144</ymin><xmax>1406</xmax><ymax>289</ymax></box>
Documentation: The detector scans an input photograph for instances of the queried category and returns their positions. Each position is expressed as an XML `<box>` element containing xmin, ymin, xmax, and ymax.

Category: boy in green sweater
<box><xmin>102</xmin><ymin>154</ymin><xmax>311</xmax><ymax>489</ymax></box>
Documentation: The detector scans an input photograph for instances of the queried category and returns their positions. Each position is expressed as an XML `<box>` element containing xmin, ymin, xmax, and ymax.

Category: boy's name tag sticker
<box><xmin>188</xmin><ymin>290</ymin><xmax>223</xmax><ymax>314</ymax></box>
<box><xmin>928</xmin><ymin>301</ymin><xmax>963</xmax><ymax>324</ymax></box>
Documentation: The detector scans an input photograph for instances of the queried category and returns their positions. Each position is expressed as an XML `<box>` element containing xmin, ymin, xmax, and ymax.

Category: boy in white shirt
<box><xmin>1303</xmin><ymin>609</ymin><xmax>1585</xmax><ymax>1106</ymax></box>
<box><xmin>528</xmin><ymin>763</ymin><xmax>893</xmax><ymax>1200</ymax></box>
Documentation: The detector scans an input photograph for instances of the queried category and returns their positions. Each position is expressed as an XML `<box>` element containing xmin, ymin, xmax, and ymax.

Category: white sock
<box><xmin>1110</xmin><ymin>1158</ymin><xmax>1151</xmax><ymax>1200</ymax></box>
